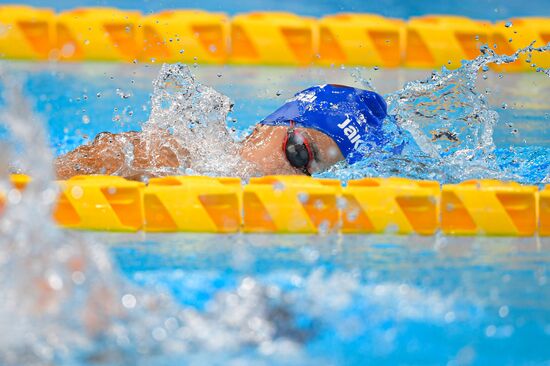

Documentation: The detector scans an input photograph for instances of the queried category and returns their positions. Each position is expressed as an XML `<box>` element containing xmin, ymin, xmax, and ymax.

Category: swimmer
<box><xmin>55</xmin><ymin>84</ymin><xmax>397</xmax><ymax>180</ymax></box>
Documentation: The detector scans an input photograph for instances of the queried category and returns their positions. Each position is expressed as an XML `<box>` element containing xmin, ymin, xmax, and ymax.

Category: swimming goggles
<box><xmin>282</xmin><ymin>122</ymin><xmax>314</xmax><ymax>176</ymax></box>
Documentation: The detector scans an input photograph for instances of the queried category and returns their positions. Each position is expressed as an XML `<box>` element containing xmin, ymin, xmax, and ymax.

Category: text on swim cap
<box><xmin>337</xmin><ymin>117</ymin><xmax>363</xmax><ymax>150</ymax></box>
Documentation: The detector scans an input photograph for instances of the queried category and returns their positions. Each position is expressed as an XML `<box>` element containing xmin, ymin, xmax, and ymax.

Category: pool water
<box><xmin>6</xmin><ymin>61</ymin><xmax>550</xmax><ymax>183</ymax></box>
<box><xmin>0</xmin><ymin>59</ymin><xmax>549</xmax><ymax>365</ymax></box>
<box><xmin>103</xmin><ymin>232</ymin><xmax>550</xmax><ymax>365</ymax></box>
<box><xmin>2</xmin><ymin>0</ymin><xmax>550</xmax><ymax>21</ymax></box>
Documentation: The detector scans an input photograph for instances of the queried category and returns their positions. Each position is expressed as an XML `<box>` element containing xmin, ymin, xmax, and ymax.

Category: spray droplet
<box><xmin>121</xmin><ymin>293</ymin><xmax>137</xmax><ymax>309</ymax></box>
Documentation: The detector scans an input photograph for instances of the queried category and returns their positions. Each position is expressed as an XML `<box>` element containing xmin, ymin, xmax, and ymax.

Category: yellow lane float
<box><xmin>441</xmin><ymin>180</ymin><xmax>538</xmax><ymax>236</ymax></box>
<box><xmin>139</xmin><ymin>10</ymin><xmax>229</xmax><ymax>64</ymax></box>
<box><xmin>540</xmin><ymin>185</ymin><xmax>550</xmax><ymax>236</ymax></box>
<box><xmin>2</xmin><ymin>174</ymin><xmax>549</xmax><ymax>235</ymax></box>
<box><xmin>143</xmin><ymin>176</ymin><xmax>241</xmax><ymax>232</ymax></box>
<box><xmin>54</xmin><ymin>175</ymin><xmax>144</xmax><ymax>231</ymax></box>
<box><xmin>317</xmin><ymin>13</ymin><xmax>404</xmax><ymax>67</ymax></box>
<box><xmin>404</xmin><ymin>15</ymin><xmax>492</xmax><ymax>69</ymax></box>
<box><xmin>230</xmin><ymin>12</ymin><xmax>317</xmax><ymax>66</ymax></box>
<box><xmin>0</xmin><ymin>6</ymin><xmax>549</xmax><ymax>70</ymax></box>
<box><xmin>341</xmin><ymin>177</ymin><xmax>439</xmax><ymax>235</ymax></box>
<box><xmin>55</xmin><ymin>7</ymin><xmax>142</xmax><ymax>61</ymax></box>
<box><xmin>243</xmin><ymin>175</ymin><xmax>340</xmax><ymax>233</ymax></box>
<box><xmin>0</xmin><ymin>5</ymin><xmax>56</xmax><ymax>60</ymax></box>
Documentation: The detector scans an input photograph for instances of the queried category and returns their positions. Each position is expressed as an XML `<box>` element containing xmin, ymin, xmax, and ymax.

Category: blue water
<box><xmin>2</xmin><ymin>0</ymin><xmax>550</xmax><ymax>21</ymax></box>
<box><xmin>105</xmin><ymin>233</ymin><xmax>550</xmax><ymax>365</ymax></box>
<box><xmin>1</xmin><ymin>61</ymin><xmax>549</xmax><ymax>364</ymax></box>
<box><xmin>4</xmin><ymin>62</ymin><xmax>549</xmax><ymax>184</ymax></box>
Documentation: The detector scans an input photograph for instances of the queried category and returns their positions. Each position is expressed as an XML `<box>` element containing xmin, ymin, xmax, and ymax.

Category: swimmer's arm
<box><xmin>55</xmin><ymin>132</ymin><xmax>128</xmax><ymax>180</ymax></box>
<box><xmin>54</xmin><ymin>131</ymin><xmax>189</xmax><ymax>181</ymax></box>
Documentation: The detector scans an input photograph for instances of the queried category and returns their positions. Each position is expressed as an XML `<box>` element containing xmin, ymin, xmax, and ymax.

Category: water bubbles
<box><xmin>318</xmin><ymin>220</ymin><xmax>330</xmax><ymax>235</ymax></box>
<box><xmin>81</xmin><ymin>115</ymin><xmax>90</xmax><ymax>124</ymax></box>
<box><xmin>336</xmin><ymin>197</ymin><xmax>348</xmax><ymax>209</ymax></box>
<box><xmin>485</xmin><ymin>325</ymin><xmax>497</xmax><ymax>337</ymax></box>
<box><xmin>444</xmin><ymin>311</ymin><xmax>456</xmax><ymax>323</ymax></box>
<box><xmin>505</xmin><ymin>21</ymin><xmax>513</xmax><ymax>28</ymax></box>
<box><xmin>70</xmin><ymin>185</ymin><xmax>83</xmax><ymax>199</ymax></box>
<box><xmin>314</xmin><ymin>199</ymin><xmax>325</xmax><ymax>210</ymax></box>
<box><xmin>47</xmin><ymin>271</ymin><xmax>63</xmax><ymax>291</ymax></box>
<box><xmin>238</xmin><ymin>277</ymin><xmax>257</xmax><ymax>296</ymax></box>
<box><xmin>60</xmin><ymin>43</ymin><xmax>76</xmax><ymax>57</ymax></box>
<box><xmin>152</xmin><ymin>327</ymin><xmax>167</xmax><ymax>341</ymax></box>
<box><xmin>122</xmin><ymin>293</ymin><xmax>137</xmax><ymax>309</ymax></box>
<box><xmin>498</xmin><ymin>305</ymin><xmax>509</xmax><ymax>318</ymax></box>
<box><xmin>96</xmin><ymin>92</ymin><xmax>101</xmax><ymax>98</ymax></box>
<box><xmin>297</xmin><ymin>192</ymin><xmax>309</xmax><ymax>203</ymax></box>
<box><xmin>300</xmin><ymin>247</ymin><xmax>320</xmax><ymax>263</ymax></box>
<box><xmin>345</xmin><ymin>208</ymin><xmax>359</xmax><ymax>222</ymax></box>
<box><xmin>71</xmin><ymin>271</ymin><xmax>85</xmax><ymax>285</ymax></box>
<box><xmin>116</xmin><ymin>88</ymin><xmax>131</xmax><ymax>99</ymax></box>
<box><xmin>273</xmin><ymin>181</ymin><xmax>285</xmax><ymax>192</ymax></box>
<box><xmin>276</xmin><ymin>90</ymin><xmax>282</xmax><ymax>96</ymax></box>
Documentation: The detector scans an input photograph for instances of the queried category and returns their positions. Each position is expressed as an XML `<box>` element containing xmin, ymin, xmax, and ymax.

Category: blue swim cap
<box><xmin>260</xmin><ymin>84</ymin><xmax>389</xmax><ymax>163</ymax></box>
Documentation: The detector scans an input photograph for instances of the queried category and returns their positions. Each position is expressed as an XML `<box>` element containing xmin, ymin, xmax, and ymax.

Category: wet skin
<box><xmin>54</xmin><ymin>125</ymin><xmax>345</xmax><ymax>180</ymax></box>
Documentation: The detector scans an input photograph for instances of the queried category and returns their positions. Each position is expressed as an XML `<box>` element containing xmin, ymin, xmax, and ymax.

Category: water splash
<box><xmin>0</xmin><ymin>80</ymin><xmax>468</xmax><ymax>363</ymax></box>
<box><xmin>141</xmin><ymin>52</ymin><xmax>548</xmax><ymax>183</ymax></box>
<box><xmin>142</xmin><ymin>63</ymin><xmax>243</xmax><ymax>176</ymax></box>
<box><xmin>0</xmin><ymin>74</ymin><xmax>160</xmax><ymax>365</ymax></box>
<box><xmin>0</xmin><ymin>75</ymin><xmax>312</xmax><ymax>364</ymax></box>
<box><xmin>0</xmin><ymin>43</ymin><xmax>548</xmax><ymax>364</ymax></box>
<box><xmin>319</xmin><ymin>43</ymin><xmax>550</xmax><ymax>184</ymax></box>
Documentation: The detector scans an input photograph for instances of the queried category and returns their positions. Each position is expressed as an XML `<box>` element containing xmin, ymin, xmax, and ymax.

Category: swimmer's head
<box><xmin>259</xmin><ymin>84</ymin><xmax>388</xmax><ymax>164</ymax></box>
<box><xmin>240</xmin><ymin>124</ymin><xmax>344</xmax><ymax>176</ymax></box>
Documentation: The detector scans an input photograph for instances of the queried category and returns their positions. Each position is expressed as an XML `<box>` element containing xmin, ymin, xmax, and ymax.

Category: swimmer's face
<box><xmin>241</xmin><ymin>125</ymin><xmax>345</xmax><ymax>176</ymax></box>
